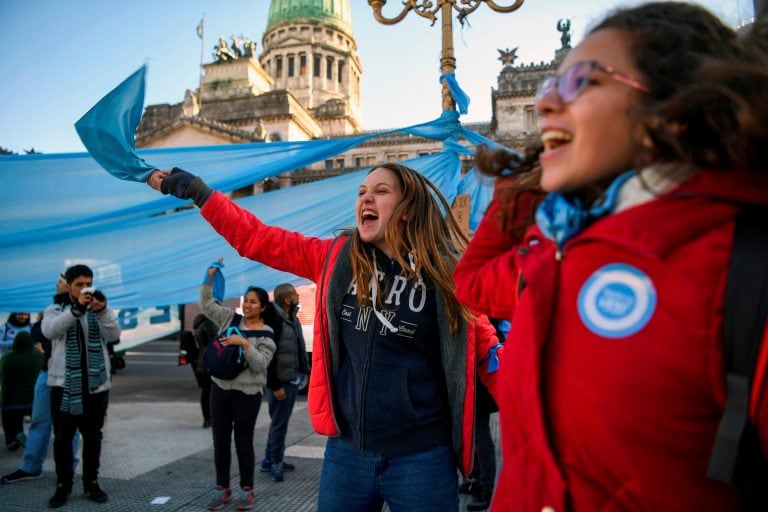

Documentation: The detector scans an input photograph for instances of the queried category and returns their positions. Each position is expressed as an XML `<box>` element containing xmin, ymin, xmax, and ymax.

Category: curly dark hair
<box><xmin>592</xmin><ymin>1</ymin><xmax>768</xmax><ymax>171</ymax></box>
<box><xmin>477</xmin><ymin>2</ymin><xmax>768</xmax><ymax>232</ymax></box>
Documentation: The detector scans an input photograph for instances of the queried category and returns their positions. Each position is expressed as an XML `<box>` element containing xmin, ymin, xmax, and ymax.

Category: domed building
<box><xmin>137</xmin><ymin>0</ymin><xmax>362</xmax><ymax>148</ymax></box>
<box><xmin>137</xmin><ymin>0</ymin><xmax>567</xmax><ymax>336</ymax></box>
<box><xmin>136</xmin><ymin>0</ymin><xmax>566</xmax><ymax>187</ymax></box>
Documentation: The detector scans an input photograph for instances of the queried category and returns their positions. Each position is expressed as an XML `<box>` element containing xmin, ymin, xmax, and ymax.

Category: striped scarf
<box><xmin>60</xmin><ymin>311</ymin><xmax>108</xmax><ymax>415</ymax></box>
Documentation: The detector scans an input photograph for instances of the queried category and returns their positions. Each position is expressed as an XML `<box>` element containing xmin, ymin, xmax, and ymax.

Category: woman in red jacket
<box><xmin>148</xmin><ymin>163</ymin><xmax>499</xmax><ymax>511</ymax></box>
<box><xmin>453</xmin><ymin>3</ymin><xmax>768</xmax><ymax>511</ymax></box>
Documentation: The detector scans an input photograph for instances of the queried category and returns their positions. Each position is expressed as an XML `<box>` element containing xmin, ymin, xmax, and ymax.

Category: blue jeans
<box><xmin>318</xmin><ymin>437</ymin><xmax>459</xmax><ymax>512</ymax></box>
<box><xmin>20</xmin><ymin>372</ymin><xmax>79</xmax><ymax>474</ymax></box>
<box><xmin>264</xmin><ymin>382</ymin><xmax>298</xmax><ymax>464</ymax></box>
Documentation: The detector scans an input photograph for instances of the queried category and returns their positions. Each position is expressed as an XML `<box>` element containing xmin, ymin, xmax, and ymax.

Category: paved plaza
<box><xmin>0</xmin><ymin>366</ymin><xmax>499</xmax><ymax>511</ymax></box>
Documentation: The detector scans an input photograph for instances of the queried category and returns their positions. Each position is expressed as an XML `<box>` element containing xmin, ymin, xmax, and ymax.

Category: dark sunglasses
<box><xmin>535</xmin><ymin>60</ymin><xmax>650</xmax><ymax>104</ymax></box>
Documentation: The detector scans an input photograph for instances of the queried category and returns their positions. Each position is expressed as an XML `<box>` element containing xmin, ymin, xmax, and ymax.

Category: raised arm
<box><xmin>454</xmin><ymin>199</ymin><xmax>523</xmax><ymax>320</ymax></box>
<box><xmin>148</xmin><ymin>168</ymin><xmax>333</xmax><ymax>282</ymax></box>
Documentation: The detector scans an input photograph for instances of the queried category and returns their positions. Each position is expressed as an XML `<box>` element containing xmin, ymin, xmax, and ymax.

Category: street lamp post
<box><xmin>367</xmin><ymin>0</ymin><xmax>525</xmax><ymax>112</ymax></box>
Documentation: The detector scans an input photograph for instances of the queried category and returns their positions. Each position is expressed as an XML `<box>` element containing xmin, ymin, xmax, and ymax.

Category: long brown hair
<box><xmin>349</xmin><ymin>163</ymin><xmax>470</xmax><ymax>333</ymax></box>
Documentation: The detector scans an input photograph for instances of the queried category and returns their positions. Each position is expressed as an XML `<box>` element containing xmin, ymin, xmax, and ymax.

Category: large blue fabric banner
<box><xmin>0</xmin><ymin>69</ymin><xmax>495</xmax><ymax>312</ymax></box>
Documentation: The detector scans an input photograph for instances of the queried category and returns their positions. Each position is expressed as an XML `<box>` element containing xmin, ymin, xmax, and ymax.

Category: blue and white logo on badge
<box><xmin>577</xmin><ymin>263</ymin><xmax>656</xmax><ymax>339</ymax></box>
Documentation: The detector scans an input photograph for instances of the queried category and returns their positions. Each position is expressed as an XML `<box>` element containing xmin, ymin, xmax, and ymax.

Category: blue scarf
<box><xmin>535</xmin><ymin>170</ymin><xmax>636</xmax><ymax>251</ymax></box>
<box><xmin>202</xmin><ymin>261</ymin><xmax>226</xmax><ymax>303</ymax></box>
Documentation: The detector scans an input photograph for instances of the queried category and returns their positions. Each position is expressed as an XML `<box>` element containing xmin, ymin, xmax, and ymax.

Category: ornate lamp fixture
<box><xmin>367</xmin><ymin>0</ymin><xmax>524</xmax><ymax>111</ymax></box>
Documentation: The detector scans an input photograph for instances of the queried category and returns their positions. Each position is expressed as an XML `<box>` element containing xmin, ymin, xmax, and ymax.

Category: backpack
<box><xmin>707</xmin><ymin>207</ymin><xmax>768</xmax><ymax>508</ymax></box>
<box><xmin>201</xmin><ymin>314</ymin><xmax>250</xmax><ymax>380</ymax></box>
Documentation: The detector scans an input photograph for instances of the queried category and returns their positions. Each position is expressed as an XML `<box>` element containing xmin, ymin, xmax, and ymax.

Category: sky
<box><xmin>0</xmin><ymin>0</ymin><xmax>755</xmax><ymax>155</ymax></box>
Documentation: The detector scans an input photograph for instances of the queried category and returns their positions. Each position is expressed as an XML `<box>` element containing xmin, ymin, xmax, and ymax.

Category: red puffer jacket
<box><xmin>454</xmin><ymin>169</ymin><xmax>768</xmax><ymax>511</ymax></box>
<box><xmin>200</xmin><ymin>191</ymin><xmax>499</xmax><ymax>475</ymax></box>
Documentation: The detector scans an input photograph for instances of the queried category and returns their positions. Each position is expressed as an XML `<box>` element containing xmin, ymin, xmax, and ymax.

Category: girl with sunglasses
<box><xmin>454</xmin><ymin>2</ymin><xmax>768</xmax><ymax>511</ymax></box>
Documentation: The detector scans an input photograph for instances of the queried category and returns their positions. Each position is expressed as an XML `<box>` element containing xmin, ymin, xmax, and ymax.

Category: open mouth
<box><xmin>360</xmin><ymin>210</ymin><xmax>378</xmax><ymax>226</ymax></box>
<box><xmin>541</xmin><ymin>130</ymin><xmax>572</xmax><ymax>151</ymax></box>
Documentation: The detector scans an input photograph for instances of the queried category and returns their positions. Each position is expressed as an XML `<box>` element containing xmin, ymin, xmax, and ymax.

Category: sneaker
<box><xmin>261</xmin><ymin>458</ymin><xmax>294</xmax><ymax>473</ymax></box>
<box><xmin>207</xmin><ymin>485</ymin><xmax>232</xmax><ymax>511</ymax></box>
<box><xmin>270</xmin><ymin>462</ymin><xmax>284</xmax><ymax>482</ymax></box>
<box><xmin>48</xmin><ymin>483</ymin><xmax>70</xmax><ymax>509</ymax></box>
<box><xmin>2</xmin><ymin>469</ymin><xmax>43</xmax><ymax>484</ymax></box>
<box><xmin>236</xmin><ymin>486</ymin><xmax>255</xmax><ymax>510</ymax></box>
<box><xmin>6</xmin><ymin>441</ymin><xmax>21</xmax><ymax>452</ymax></box>
<box><xmin>84</xmin><ymin>480</ymin><xmax>109</xmax><ymax>503</ymax></box>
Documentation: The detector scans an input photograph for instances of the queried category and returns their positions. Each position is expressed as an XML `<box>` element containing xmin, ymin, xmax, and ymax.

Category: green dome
<box><xmin>267</xmin><ymin>0</ymin><xmax>353</xmax><ymax>36</ymax></box>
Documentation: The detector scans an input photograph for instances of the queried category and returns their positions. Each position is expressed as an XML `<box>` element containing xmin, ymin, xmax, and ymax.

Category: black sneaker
<box><xmin>282</xmin><ymin>462</ymin><xmax>295</xmax><ymax>472</ymax></box>
<box><xmin>270</xmin><ymin>461</ymin><xmax>284</xmax><ymax>482</ymax></box>
<box><xmin>2</xmin><ymin>469</ymin><xmax>43</xmax><ymax>484</ymax></box>
<box><xmin>84</xmin><ymin>480</ymin><xmax>109</xmax><ymax>503</ymax></box>
<box><xmin>48</xmin><ymin>483</ymin><xmax>70</xmax><ymax>508</ymax></box>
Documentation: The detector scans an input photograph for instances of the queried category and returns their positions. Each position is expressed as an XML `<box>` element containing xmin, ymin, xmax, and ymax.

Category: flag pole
<box><xmin>197</xmin><ymin>14</ymin><xmax>205</xmax><ymax>113</ymax></box>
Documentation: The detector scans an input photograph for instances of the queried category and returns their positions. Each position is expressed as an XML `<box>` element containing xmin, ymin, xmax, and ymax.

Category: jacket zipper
<box><xmin>357</xmin><ymin>314</ymin><xmax>376</xmax><ymax>451</ymax></box>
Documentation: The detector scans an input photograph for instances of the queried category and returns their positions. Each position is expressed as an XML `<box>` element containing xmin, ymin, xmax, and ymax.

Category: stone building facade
<box><xmin>136</xmin><ymin>0</ymin><xmax>569</xmax><ymax>191</ymax></box>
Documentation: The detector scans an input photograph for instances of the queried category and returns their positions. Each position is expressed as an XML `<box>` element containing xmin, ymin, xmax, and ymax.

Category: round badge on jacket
<box><xmin>577</xmin><ymin>263</ymin><xmax>657</xmax><ymax>339</ymax></box>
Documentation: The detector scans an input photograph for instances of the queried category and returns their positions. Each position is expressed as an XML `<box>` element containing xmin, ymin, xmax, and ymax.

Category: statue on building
<box><xmin>182</xmin><ymin>89</ymin><xmax>200</xmax><ymax>117</ymax></box>
<box><xmin>253</xmin><ymin>119</ymin><xmax>267</xmax><ymax>140</ymax></box>
<box><xmin>213</xmin><ymin>36</ymin><xmax>237</xmax><ymax>62</ymax></box>
<box><xmin>230</xmin><ymin>35</ymin><xmax>243</xmax><ymax>58</ymax></box>
<box><xmin>557</xmin><ymin>19</ymin><xmax>572</xmax><ymax>49</ymax></box>
<box><xmin>242</xmin><ymin>38</ymin><xmax>257</xmax><ymax>58</ymax></box>
<box><xmin>498</xmin><ymin>47</ymin><xmax>519</xmax><ymax>67</ymax></box>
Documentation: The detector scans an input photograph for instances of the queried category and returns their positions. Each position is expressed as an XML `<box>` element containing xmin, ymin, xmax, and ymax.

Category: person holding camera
<box><xmin>42</xmin><ymin>264</ymin><xmax>121</xmax><ymax>508</ymax></box>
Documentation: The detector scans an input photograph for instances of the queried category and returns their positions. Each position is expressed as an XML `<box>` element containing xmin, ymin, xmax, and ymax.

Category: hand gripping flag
<box><xmin>75</xmin><ymin>65</ymin><xmax>156</xmax><ymax>182</ymax></box>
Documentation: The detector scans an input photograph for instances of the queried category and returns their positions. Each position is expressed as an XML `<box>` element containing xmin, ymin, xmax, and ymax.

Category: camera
<box><xmin>81</xmin><ymin>287</ymin><xmax>105</xmax><ymax>302</ymax></box>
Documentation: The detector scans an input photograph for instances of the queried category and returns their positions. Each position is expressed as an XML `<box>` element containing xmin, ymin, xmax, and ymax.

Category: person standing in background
<box><xmin>2</xmin><ymin>274</ymin><xmax>80</xmax><ymax>484</ymax></box>
<box><xmin>0</xmin><ymin>332</ymin><xmax>42</xmax><ymax>451</ymax></box>
<box><xmin>0</xmin><ymin>313</ymin><xmax>32</xmax><ymax>357</ymax></box>
<box><xmin>198</xmin><ymin>263</ymin><xmax>277</xmax><ymax>511</ymax></box>
<box><xmin>43</xmin><ymin>264</ymin><xmax>121</xmax><ymax>508</ymax></box>
<box><xmin>192</xmin><ymin>312</ymin><xmax>217</xmax><ymax>428</ymax></box>
<box><xmin>261</xmin><ymin>283</ymin><xmax>309</xmax><ymax>482</ymax></box>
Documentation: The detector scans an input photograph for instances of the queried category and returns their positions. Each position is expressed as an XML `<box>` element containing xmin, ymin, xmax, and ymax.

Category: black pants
<box><xmin>50</xmin><ymin>387</ymin><xmax>109</xmax><ymax>489</ymax></box>
<box><xmin>198</xmin><ymin>373</ymin><xmax>212</xmax><ymax>421</ymax></box>
<box><xmin>473</xmin><ymin>380</ymin><xmax>497</xmax><ymax>493</ymax></box>
<box><xmin>2</xmin><ymin>406</ymin><xmax>31</xmax><ymax>446</ymax></box>
<box><xmin>210</xmin><ymin>383</ymin><xmax>261</xmax><ymax>488</ymax></box>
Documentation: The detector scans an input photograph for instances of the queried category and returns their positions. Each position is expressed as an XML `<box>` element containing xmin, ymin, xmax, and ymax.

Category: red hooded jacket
<box><xmin>454</xmin><ymin>169</ymin><xmax>768</xmax><ymax>511</ymax></box>
<box><xmin>200</xmin><ymin>191</ymin><xmax>499</xmax><ymax>475</ymax></box>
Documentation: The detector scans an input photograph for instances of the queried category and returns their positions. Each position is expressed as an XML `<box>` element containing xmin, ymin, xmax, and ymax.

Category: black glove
<box><xmin>160</xmin><ymin>167</ymin><xmax>196</xmax><ymax>198</ymax></box>
<box><xmin>160</xmin><ymin>167</ymin><xmax>213</xmax><ymax>207</ymax></box>
<box><xmin>71</xmin><ymin>300</ymin><xmax>87</xmax><ymax>317</ymax></box>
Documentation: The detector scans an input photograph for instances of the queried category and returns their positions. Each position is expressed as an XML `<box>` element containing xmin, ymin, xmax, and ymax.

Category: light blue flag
<box><xmin>440</xmin><ymin>72</ymin><xmax>470</xmax><ymax>115</ymax></box>
<box><xmin>75</xmin><ymin>65</ymin><xmax>156</xmax><ymax>182</ymax></box>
